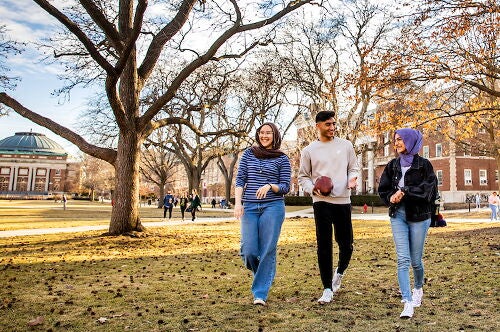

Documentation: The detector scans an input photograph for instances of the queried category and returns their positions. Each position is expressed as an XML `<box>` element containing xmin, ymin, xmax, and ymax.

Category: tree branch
<box><xmin>0</xmin><ymin>92</ymin><xmax>117</xmax><ymax>164</ymax></box>
<box><xmin>79</xmin><ymin>0</ymin><xmax>123</xmax><ymax>52</ymax></box>
<box><xmin>33</xmin><ymin>0</ymin><xmax>116</xmax><ymax>75</ymax></box>
<box><xmin>139</xmin><ymin>0</ymin><xmax>312</xmax><ymax>129</ymax></box>
<box><xmin>138</xmin><ymin>0</ymin><xmax>198</xmax><ymax>81</ymax></box>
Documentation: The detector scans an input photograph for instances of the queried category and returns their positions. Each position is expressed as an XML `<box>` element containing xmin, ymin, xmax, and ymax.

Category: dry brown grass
<box><xmin>0</xmin><ymin>204</ymin><xmax>498</xmax><ymax>331</ymax></box>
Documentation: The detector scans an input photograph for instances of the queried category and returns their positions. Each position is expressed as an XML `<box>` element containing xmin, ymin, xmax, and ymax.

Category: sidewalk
<box><xmin>0</xmin><ymin>208</ymin><xmax>496</xmax><ymax>238</ymax></box>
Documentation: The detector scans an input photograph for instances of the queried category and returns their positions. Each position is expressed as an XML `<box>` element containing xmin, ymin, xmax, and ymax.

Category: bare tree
<box><xmin>141</xmin><ymin>127</ymin><xmax>178</xmax><ymax>206</ymax></box>
<box><xmin>281</xmin><ymin>0</ymin><xmax>399</xmax><ymax>148</ymax></box>
<box><xmin>0</xmin><ymin>0</ymin><xmax>315</xmax><ymax>235</ymax></box>
<box><xmin>0</xmin><ymin>25</ymin><xmax>23</xmax><ymax>115</ymax></box>
<box><xmin>214</xmin><ymin>52</ymin><xmax>299</xmax><ymax>199</ymax></box>
<box><xmin>80</xmin><ymin>154</ymin><xmax>115</xmax><ymax>201</ymax></box>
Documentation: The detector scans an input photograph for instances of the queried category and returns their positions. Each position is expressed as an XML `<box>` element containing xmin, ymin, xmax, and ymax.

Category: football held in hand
<box><xmin>314</xmin><ymin>176</ymin><xmax>334</xmax><ymax>196</ymax></box>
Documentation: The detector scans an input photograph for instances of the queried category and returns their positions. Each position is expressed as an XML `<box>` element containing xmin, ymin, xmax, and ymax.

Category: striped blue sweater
<box><xmin>235</xmin><ymin>148</ymin><xmax>291</xmax><ymax>203</ymax></box>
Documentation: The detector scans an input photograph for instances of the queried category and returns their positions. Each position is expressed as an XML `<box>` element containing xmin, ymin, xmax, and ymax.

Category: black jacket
<box><xmin>378</xmin><ymin>154</ymin><xmax>437</xmax><ymax>222</ymax></box>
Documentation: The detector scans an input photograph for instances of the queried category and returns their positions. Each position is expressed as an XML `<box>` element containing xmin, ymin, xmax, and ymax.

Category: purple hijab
<box><xmin>395</xmin><ymin>128</ymin><xmax>423</xmax><ymax>167</ymax></box>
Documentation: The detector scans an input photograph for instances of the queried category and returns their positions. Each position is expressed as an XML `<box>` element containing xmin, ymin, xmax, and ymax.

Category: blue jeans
<box><xmin>240</xmin><ymin>200</ymin><xmax>285</xmax><ymax>300</ymax></box>
<box><xmin>489</xmin><ymin>204</ymin><xmax>498</xmax><ymax>220</ymax></box>
<box><xmin>390</xmin><ymin>206</ymin><xmax>431</xmax><ymax>302</ymax></box>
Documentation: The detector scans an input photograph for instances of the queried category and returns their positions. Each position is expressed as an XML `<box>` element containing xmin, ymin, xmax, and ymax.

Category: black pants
<box><xmin>163</xmin><ymin>205</ymin><xmax>173</xmax><ymax>218</ymax></box>
<box><xmin>313</xmin><ymin>201</ymin><xmax>354</xmax><ymax>289</ymax></box>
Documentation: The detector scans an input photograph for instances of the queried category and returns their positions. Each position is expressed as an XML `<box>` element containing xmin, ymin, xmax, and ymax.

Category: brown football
<box><xmin>314</xmin><ymin>176</ymin><xmax>334</xmax><ymax>196</ymax></box>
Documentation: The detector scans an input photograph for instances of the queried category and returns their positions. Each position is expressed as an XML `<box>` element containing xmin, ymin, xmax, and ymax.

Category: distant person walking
<box><xmin>378</xmin><ymin>128</ymin><xmax>437</xmax><ymax>319</ymax></box>
<box><xmin>163</xmin><ymin>191</ymin><xmax>174</xmax><ymax>220</ymax></box>
<box><xmin>234</xmin><ymin>122</ymin><xmax>291</xmax><ymax>306</ymax></box>
<box><xmin>189</xmin><ymin>189</ymin><xmax>202</xmax><ymax>221</ymax></box>
<box><xmin>488</xmin><ymin>192</ymin><xmax>499</xmax><ymax>221</ymax></box>
<box><xmin>62</xmin><ymin>194</ymin><xmax>67</xmax><ymax>210</ymax></box>
<box><xmin>179</xmin><ymin>193</ymin><xmax>188</xmax><ymax>221</ymax></box>
<box><xmin>475</xmin><ymin>193</ymin><xmax>481</xmax><ymax>209</ymax></box>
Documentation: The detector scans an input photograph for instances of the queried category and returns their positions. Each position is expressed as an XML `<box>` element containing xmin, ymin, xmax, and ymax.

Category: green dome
<box><xmin>0</xmin><ymin>132</ymin><xmax>67</xmax><ymax>156</ymax></box>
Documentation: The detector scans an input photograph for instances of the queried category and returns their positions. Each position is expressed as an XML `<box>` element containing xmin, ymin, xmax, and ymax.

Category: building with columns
<box><xmin>0</xmin><ymin>132</ymin><xmax>80</xmax><ymax>197</ymax></box>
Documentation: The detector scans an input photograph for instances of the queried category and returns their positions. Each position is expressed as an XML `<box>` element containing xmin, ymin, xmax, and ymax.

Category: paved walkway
<box><xmin>0</xmin><ymin>208</ymin><xmax>496</xmax><ymax>238</ymax></box>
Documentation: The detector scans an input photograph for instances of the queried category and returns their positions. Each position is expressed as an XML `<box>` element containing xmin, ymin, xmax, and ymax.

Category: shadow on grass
<box><xmin>0</xmin><ymin>220</ymin><xmax>498</xmax><ymax>331</ymax></box>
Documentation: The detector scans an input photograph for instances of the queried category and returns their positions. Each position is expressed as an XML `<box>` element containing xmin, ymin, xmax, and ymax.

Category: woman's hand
<box><xmin>256</xmin><ymin>184</ymin><xmax>272</xmax><ymax>199</ymax></box>
<box><xmin>234</xmin><ymin>203</ymin><xmax>243</xmax><ymax>219</ymax></box>
<box><xmin>390</xmin><ymin>189</ymin><xmax>405</xmax><ymax>204</ymax></box>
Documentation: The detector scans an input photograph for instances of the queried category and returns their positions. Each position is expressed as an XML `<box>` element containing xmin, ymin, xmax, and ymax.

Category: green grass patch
<box><xmin>0</xmin><ymin>210</ymin><xmax>498</xmax><ymax>331</ymax></box>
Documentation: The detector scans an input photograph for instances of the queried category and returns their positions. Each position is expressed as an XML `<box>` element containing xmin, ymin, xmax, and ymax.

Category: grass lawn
<box><xmin>0</xmin><ymin>201</ymin><xmax>498</xmax><ymax>331</ymax></box>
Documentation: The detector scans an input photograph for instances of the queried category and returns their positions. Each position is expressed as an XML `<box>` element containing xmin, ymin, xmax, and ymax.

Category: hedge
<box><xmin>231</xmin><ymin>194</ymin><xmax>384</xmax><ymax>207</ymax></box>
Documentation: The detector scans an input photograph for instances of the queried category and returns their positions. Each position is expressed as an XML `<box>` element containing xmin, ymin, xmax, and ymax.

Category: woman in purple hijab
<box><xmin>378</xmin><ymin>128</ymin><xmax>438</xmax><ymax>319</ymax></box>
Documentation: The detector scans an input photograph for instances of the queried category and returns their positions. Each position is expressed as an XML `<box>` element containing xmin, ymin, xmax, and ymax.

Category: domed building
<box><xmin>0</xmin><ymin>132</ymin><xmax>80</xmax><ymax>198</ymax></box>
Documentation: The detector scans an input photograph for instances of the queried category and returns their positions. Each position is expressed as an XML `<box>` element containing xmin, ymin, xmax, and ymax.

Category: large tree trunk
<box><xmin>108</xmin><ymin>132</ymin><xmax>144</xmax><ymax>235</ymax></box>
<box><xmin>158</xmin><ymin>182</ymin><xmax>165</xmax><ymax>208</ymax></box>
<box><xmin>188</xmin><ymin>169</ymin><xmax>202</xmax><ymax>196</ymax></box>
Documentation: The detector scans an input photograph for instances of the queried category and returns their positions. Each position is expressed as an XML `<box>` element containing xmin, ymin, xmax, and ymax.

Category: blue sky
<box><xmin>1</xmin><ymin>0</ymin><xmax>304</xmax><ymax>155</ymax></box>
<box><xmin>0</xmin><ymin>1</ymin><xmax>88</xmax><ymax>157</ymax></box>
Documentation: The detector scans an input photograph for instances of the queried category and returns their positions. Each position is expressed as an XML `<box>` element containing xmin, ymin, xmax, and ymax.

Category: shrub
<box><xmin>285</xmin><ymin>195</ymin><xmax>313</xmax><ymax>206</ymax></box>
<box><xmin>350</xmin><ymin>195</ymin><xmax>384</xmax><ymax>206</ymax></box>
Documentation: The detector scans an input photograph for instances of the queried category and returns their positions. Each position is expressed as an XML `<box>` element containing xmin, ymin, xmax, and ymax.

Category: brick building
<box><xmin>365</xmin><ymin>130</ymin><xmax>498</xmax><ymax>204</ymax></box>
<box><xmin>0</xmin><ymin>131</ymin><xmax>80</xmax><ymax>198</ymax></box>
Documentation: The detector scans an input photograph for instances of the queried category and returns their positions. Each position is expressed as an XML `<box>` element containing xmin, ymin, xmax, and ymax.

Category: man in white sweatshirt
<box><xmin>298</xmin><ymin>111</ymin><xmax>360</xmax><ymax>304</ymax></box>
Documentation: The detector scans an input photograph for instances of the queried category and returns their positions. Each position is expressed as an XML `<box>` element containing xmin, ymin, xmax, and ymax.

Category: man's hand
<box><xmin>347</xmin><ymin>177</ymin><xmax>357</xmax><ymax>189</ymax></box>
<box><xmin>313</xmin><ymin>188</ymin><xmax>327</xmax><ymax>197</ymax></box>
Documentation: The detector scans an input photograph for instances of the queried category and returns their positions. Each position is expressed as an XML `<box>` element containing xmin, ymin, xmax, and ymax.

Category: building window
<box><xmin>435</xmin><ymin>143</ymin><xmax>442</xmax><ymax>157</ymax></box>
<box><xmin>496</xmin><ymin>170</ymin><xmax>499</xmax><ymax>182</ymax></box>
<box><xmin>18</xmin><ymin>168</ymin><xmax>29</xmax><ymax>176</ymax></box>
<box><xmin>464</xmin><ymin>169</ymin><xmax>472</xmax><ymax>185</ymax></box>
<box><xmin>479</xmin><ymin>170</ymin><xmax>487</xmax><ymax>185</ymax></box>
<box><xmin>423</xmin><ymin>146</ymin><xmax>429</xmax><ymax>158</ymax></box>
<box><xmin>1</xmin><ymin>167</ymin><xmax>10</xmax><ymax>175</ymax></box>
<box><xmin>36</xmin><ymin>168</ymin><xmax>46</xmax><ymax>176</ymax></box>
<box><xmin>0</xmin><ymin>176</ymin><xmax>9</xmax><ymax>191</ymax></box>
<box><xmin>34</xmin><ymin>178</ymin><xmax>46</xmax><ymax>192</ymax></box>
<box><xmin>436</xmin><ymin>170</ymin><xmax>443</xmax><ymax>186</ymax></box>
<box><xmin>16</xmin><ymin>177</ymin><xmax>28</xmax><ymax>191</ymax></box>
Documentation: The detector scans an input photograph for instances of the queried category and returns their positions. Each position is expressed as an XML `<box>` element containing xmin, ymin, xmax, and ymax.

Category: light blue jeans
<box><xmin>489</xmin><ymin>204</ymin><xmax>498</xmax><ymax>220</ymax></box>
<box><xmin>390</xmin><ymin>206</ymin><xmax>431</xmax><ymax>302</ymax></box>
<box><xmin>240</xmin><ymin>200</ymin><xmax>285</xmax><ymax>301</ymax></box>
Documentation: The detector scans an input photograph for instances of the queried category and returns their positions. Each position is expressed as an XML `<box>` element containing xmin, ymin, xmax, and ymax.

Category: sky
<box><xmin>0</xmin><ymin>0</ymin><xmax>306</xmax><ymax>158</ymax></box>
<box><xmin>0</xmin><ymin>1</ymin><xmax>97</xmax><ymax>157</ymax></box>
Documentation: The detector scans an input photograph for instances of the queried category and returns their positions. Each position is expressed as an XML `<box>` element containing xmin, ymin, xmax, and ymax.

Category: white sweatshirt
<box><xmin>298</xmin><ymin>137</ymin><xmax>360</xmax><ymax>204</ymax></box>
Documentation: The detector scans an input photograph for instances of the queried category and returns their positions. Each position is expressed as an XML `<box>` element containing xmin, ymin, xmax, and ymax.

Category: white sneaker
<box><xmin>331</xmin><ymin>268</ymin><xmax>344</xmax><ymax>293</ymax></box>
<box><xmin>253</xmin><ymin>298</ymin><xmax>266</xmax><ymax>306</ymax></box>
<box><xmin>318</xmin><ymin>288</ymin><xmax>333</xmax><ymax>304</ymax></box>
<box><xmin>400</xmin><ymin>300</ymin><xmax>414</xmax><ymax>318</ymax></box>
<box><xmin>411</xmin><ymin>288</ymin><xmax>423</xmax><ymax>307</ymax></box>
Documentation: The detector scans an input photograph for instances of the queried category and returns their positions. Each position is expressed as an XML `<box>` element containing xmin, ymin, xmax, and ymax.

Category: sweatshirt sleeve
<box><xmin>347</xmin><ymin>141</ymin><xmax>360</xmax><ymax>181</ymax></box>
<box><xmin>298</xmin><ymin>148</ymin><xmax>314</xmax><ymax>195</ymax></box>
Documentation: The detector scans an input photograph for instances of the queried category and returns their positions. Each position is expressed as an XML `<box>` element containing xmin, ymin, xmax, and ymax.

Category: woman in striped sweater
<box><xmin>234</xmin><ymin>122</ymin><xmax>291</xmax><ymax>306</ymax></box>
